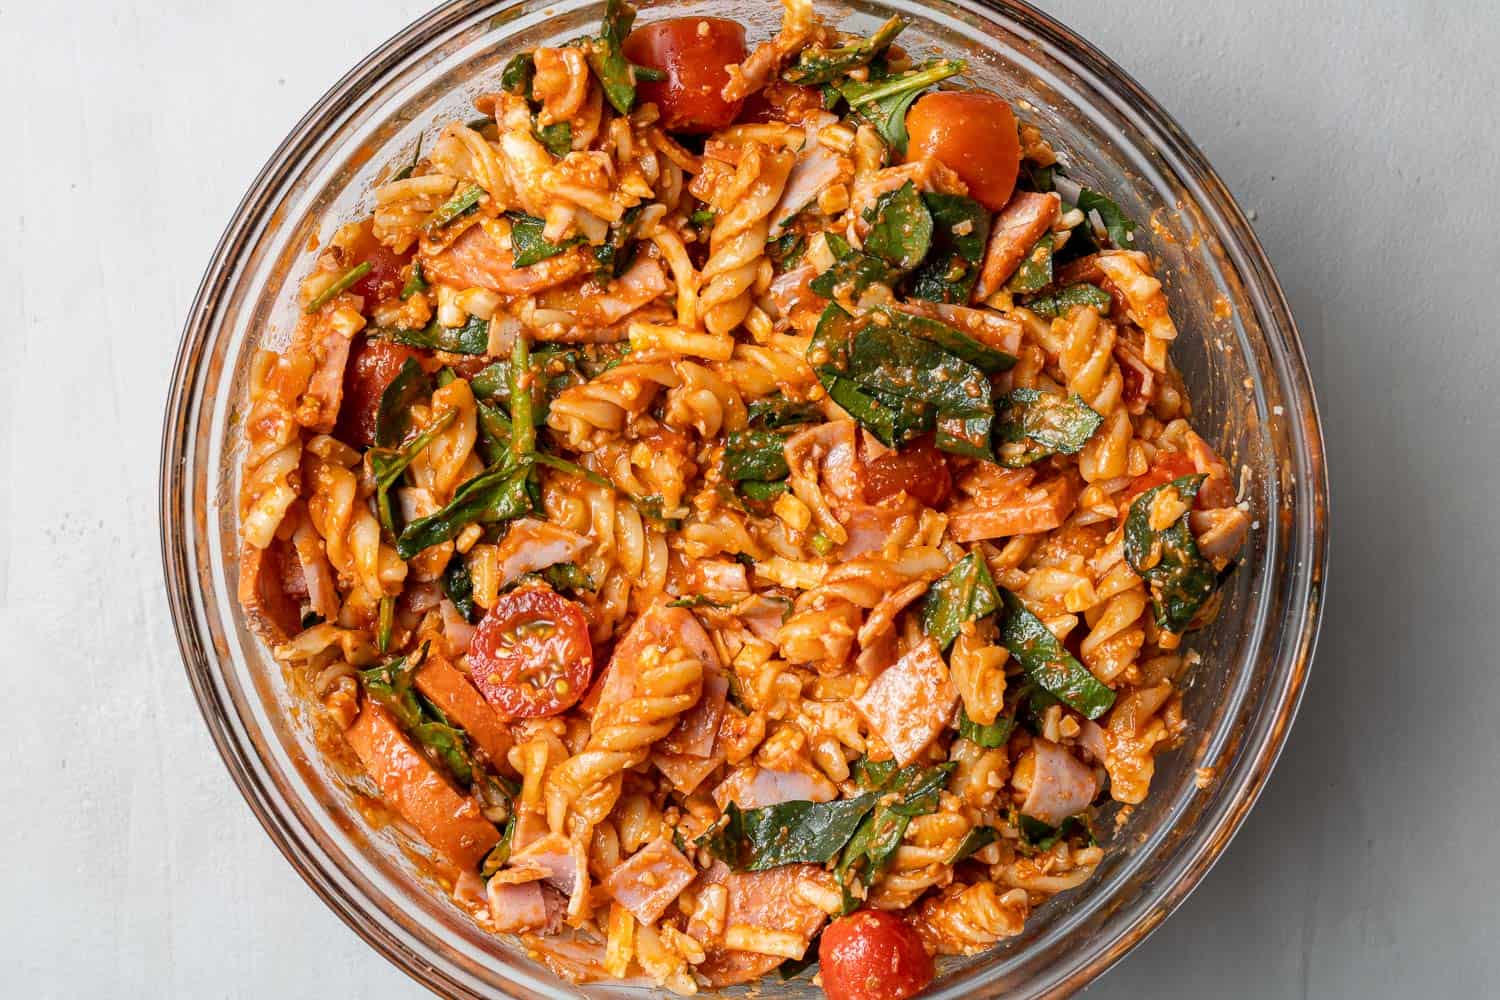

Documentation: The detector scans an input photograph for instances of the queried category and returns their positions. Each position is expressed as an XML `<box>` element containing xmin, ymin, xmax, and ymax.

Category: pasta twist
<box><xmin>699</xmin><ymin>142</ymin><xmax>797</xmax><ymax>336</ymax></box>
<box><xmin>915</xmin><ymin>881</ymin><xmax>1029</xmax><ymax>956</ymax></box>
<box><xmin>303</xmin><ymin>435</ymin><xmax>406</xmax><ymax>612</ymax></box>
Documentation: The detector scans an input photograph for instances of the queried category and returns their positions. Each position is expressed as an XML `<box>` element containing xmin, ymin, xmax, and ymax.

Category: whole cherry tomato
<box><xmin>335</xmin><ymin>336</ymin><xmax>422</xmax><ymax>448</ymax></box>
<box><xmin>469</xmin><ymin>588</ymin><xmax>594</xmax><ymax>718</ymax></box>
<box><xmin>905</xmin><ymin>90</ymin><xmax>1022</xmax><ymax>211</ymax></box>
<box><xmin>863</xmin><ymin>435</ymin><xmax>953</xmax><ymax>508</ymax></box>
<box><xmin>342</xmin><ymin>220</ymin><xmax>412</xmax><ymax>305</ymax></box>
<box><xmin>623</xmin><ymin>17</ymin><xmax>747</xmax><ymax>133</ymax></box>
<box><xmin>818</xmin><ymin>909</ymin><xmax>934</xmax><ymax>1000</ymax></box>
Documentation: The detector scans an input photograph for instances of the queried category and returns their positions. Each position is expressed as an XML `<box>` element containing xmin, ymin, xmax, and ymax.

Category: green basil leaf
<box><xmin>862</xmin><ymin>180</ymin><xmax>933</xmax><ymax>272</ymax></box>
<box><xmin>782</xmin><ymin>14</ymin><xmax>907</xmax><ymax>85</ymax></box>
<box><xmin>921</xmin><ymin>552</ymin><xmax>1000</xmax><ymax>650</ymax></box>
<box><xmin>999</xmin><ymin>591</ymin><xmax>1115</xmax><ymax>720</ymax></box>
<box><xmin>698</xmin><ymin>795</ymin><xmax>879</xmax><ymax>872</ymax></box>
<box><xmin>907</xmin><ymin>193</ymin><xmax>991</xmax><ymax>303</ymax></box>
<box><xmin>1024</xmin><ymin>283</ymin><xmax>1113</xmax><ymax>318</ymax></box>
<box><xmin>994</xmin><ymin>388</ymin><xmax>1103</xmax><ymax>467</ymax></box>
<box><xmin>1123</xmin><ymin>474</ymin><xmax>1217</xmax><ymax>632</ymax></box>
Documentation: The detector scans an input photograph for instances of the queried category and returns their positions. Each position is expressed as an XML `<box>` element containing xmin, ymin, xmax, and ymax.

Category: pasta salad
<box><xmin>235</xmin><ymin>1</ymin><xmax>1250</xmax><ymax>995</ymax></box>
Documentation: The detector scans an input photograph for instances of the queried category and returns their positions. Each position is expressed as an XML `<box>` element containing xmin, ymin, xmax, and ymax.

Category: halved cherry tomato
<box><xmin>335</xmin><ymin>336</ymin><xmax>422</xmax><ymax>448</ymax></box>
<box><xmin>818</xmin><ymin>909</ymin><xmax>934</xmax><ymax>1000</ymax></box>
<box><xmin>905</xmin><ymin>90</ymin><xmax>1022</xmax><ymax>211</ymax></box>
<box><xmin>623</xmin><ymin>17</ymin><xmax>747</xmax><ymax>133</ymax></box>
<box><xmin>342</xmin><ymin>220</ymin><xmax>412</xmax><ymax>305</ymax></box>
<box><xmin>1118</xmin><ymin>451</ymin><xmax>1200</xmax><ymax>520</ymax></box>
<box><xmin>863</xmin><ymin>434</ymin><xmax>953</xmax><ymax>508</ymax></box>
<box><xmin>469</xmin><ymin>588</ymin><xmax>594</xmax><ymax>719</ymax></box>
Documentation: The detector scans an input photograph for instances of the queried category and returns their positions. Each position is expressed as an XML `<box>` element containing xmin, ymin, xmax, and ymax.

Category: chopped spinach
<box><xmin>1006</xmin><ymin>232</ymin><xmax>1055</xmax><ymax>294</ymax></box>
<box><xmin>957</xmin><ymin>706</ymin><xmax>1014</xmax><ymax>748</ymax></box>
<box><xmin>747</xmin><ymin>398</ymin><xmax>822</xmax><ymax>430</ymax></box>
<box><xmin>834</xmin><ymin>59</ymin><xmax>966</xmax><ymax>156</ymax></box>
<box><xmin>783</xmin><ymin>14</ymin><xmax>907</xmax><ymax>85</ymax></box>
<box><xmin>921</xmin><ymin>552</ymin><xmax>1001</xmax><ymax>650</ymax></box>
<box><xmin>995</xmin><ymin>389</ymin><xmax>1103</xmax><ymax>467</ymax></box>
<box><xmin>835</xmin><ymin>762</ymin><xmax>954</xmax><ymax>908</ymax></box>
<box><xmin>809</xmin><ymin>233</ymin><xmax>898</xmax><ymax>299</ymax></box>
<box><xmin>374</xmin><ymin>358</ymin><xmax>431</xmax><ymax>449</ymax></box>
<box><xmin>947</xmin><ymin>825</ymin><xmax>999</xmax><ymax>864</ymax></box>
<box><xmin>541</xmin><ymin>562</ymin><xmax>594</xmax><ymax>594</ymax></box>
<box><xmin>586</xmin><ymin>0</ymin><xmax>642</xmax><ymax>115</ymax></box>
<box><xmin>500</xmin><ymin>52</ymin><xmax>536</xmax><ymax>99</ymax></box>
<box><xmin>399</xmin><ymin>259</ymin><xmax>427</xmax><ymax>300</ymax></box>
<box><xmin>1016</xmin><ymin>813</ymin><xmax>1094</xmax><ymax>854</ymax></box>
<box><xmin>396</xmin><ymin>455</ymin><xmax>533</xmax><ymax>559</ymax></box>
<box><xmin>481</xmin><ymin>813</ymin><xmax>518</xmax><ymax>879</ymax></box>
<box><xmin>907</xmin><ymin>193</ymin><xmax>991</xmax><ymax>303</ymax></box>
<box><xmin>384</xmin><ymin>312</ymin><xmax>490</xmax><ymax>355</ymax></box>
<box><xmin>441</xmin><ymin>554</ymin><xmax>478</xmax><ymax>623</ymax></box>
<box><xmin>534</xmin><ymin>118</ymin><xmax>572</xmax><ymax>158</ymax></box>
<box><xmin>862</xmin><ymin>180</ymin><xmax>933</xmax><ymax>271</ymax></box>
<box><xmin>371</xmin><ymin>408</ymin><xmax>458</xmax><ymax>538</ymax></box>
<box><xmin>425</xmin><ymin>184</ymin><xmax>485</xmax><ymax>232</ymax></box>
<box><xmin>507</xmin><ymin>211</ymin><xmax>584</xmax><ymax>267</ymax></box>
<box><xmin>697</xmin><ymin>795</ymin><xmax>879</xmax><ymax>872</ymax></box>
<box><xmin>999</xmin><ymin>591</ymin><xmax>1116</xmax><ymax>719</ymax></box>
<box><xmin>1123</xmin><ymin>474</ymin><xmax>1217</xmax><ymax>633</ymax></box>
<box><xmin>767</xmin><ymin>231</ymin><xmax>806</xmax><ymax>270</ymax></box>
<box><xmin>1076</xmin><ymin>187</ymin><xmax>1137</xmax><ymax>248</ymax></box>
<box><xmin>723</xmin><ymin>430</ymin><xmax>790</xmax><ymax>482</ymax></box>
<box><xmin>1024</xmin><ymin>282</ymin><xmax>1113</xmax><ymax>318</ymax></box>
<box><xmin>360</xmin><ymin>644</ymin><xmax>481</xmax><ymax>788</ymax></box>
<box><xmin>666</xmin><ymin>595</ymin><xmax>728</xmax><ymax>610</ymax></box>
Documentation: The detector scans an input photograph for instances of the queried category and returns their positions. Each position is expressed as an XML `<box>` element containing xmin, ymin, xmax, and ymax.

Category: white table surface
<box><xmin>4</xmin><ymin>0</ymin><xmax>1497</xmax><ymax>996</ymax></box>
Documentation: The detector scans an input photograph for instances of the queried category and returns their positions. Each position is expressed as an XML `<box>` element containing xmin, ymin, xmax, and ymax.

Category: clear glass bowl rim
<box><xmin>159</xmin><ymin>0</ymin><xmax>1330</xmax><ymax>996</ymax></box>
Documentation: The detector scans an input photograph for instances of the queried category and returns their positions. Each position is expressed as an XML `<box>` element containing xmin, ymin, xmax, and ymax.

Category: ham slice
<box><xmin>1020</xmin><ymin>738</ymin><xmax>1099</xmax><ymax>826</ymax></box>
<box><xmin>947</xmin><ymin>475</ymin><xmax>1079</xmax><ymax>542</ymax></box>
<box><xmin>600</xmin><ymin>838</ymin><xmax>698</xmax><ymax>925</ymax></box>
<box><xmin>698</xmin><ymin>864</ymin><xmax>831</xmax><ymax>987</ymax></box>
<box><xmin>659</xmin><ymin>669</ymin><xmax>728</xmax><ymax>758</ymax></box>
<box><xmin>493</xmin><ymin>518</ymin><xmax>590</xmax><ymax>588</ymax></box>
<box><xmin>505</xmin><ymin>832</ymin><xmax>585</xmax><ymax>897</ymax></box>
<box><xmin>577</xmin><ymin>254</ymin><xmax>670</xmax><ymax>327</ymax></box>
<box><xmin>852</xmin><ymin>638</ymin><xmax>958</xmax><ymax>766</ymax></box>
<box><xmin>488</xmin><ymin>879</ymin><xmax>548</xmax><ymax>933</ymax></box>
<box><xmin>344</xmin><ymin>703</ymin><xmax>499</xmax><ymax>870</ymax></box>
<box><xmin>653</xmin><ymin>748</ymin><xmax>725</xmax><ymax>796</ymax></box>
<box><xmin>973</xmin><ymin>191</ymin><xmax>1061</xmax><ymax>301</ymax></box>
<box><xmin>712</xmin><ymin>766</ymin><xmax>837</xmax><ymax>810</ymax></box>
<box><xmin>422</xmin><ymin>224</ymin><xmax>592</xmax><ymax>295</ymax></box>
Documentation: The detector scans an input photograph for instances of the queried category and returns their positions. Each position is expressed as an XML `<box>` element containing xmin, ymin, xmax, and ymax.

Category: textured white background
<box><xmin>3</xmin><ymin>0</ymin><xmax>1497</xmax><ymax>996</ymax></box>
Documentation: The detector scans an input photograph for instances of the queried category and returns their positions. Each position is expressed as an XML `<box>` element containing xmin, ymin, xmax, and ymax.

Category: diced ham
<box><xmin>1184</xmin><ymin>430</ymin><xmax>1238</xmax><ymax>510</ymax></box>
<box><xmin>768</xmin><ymin>115</ymin><xmax>845</xmax><ymax>237</ymax></box>
<box><xmin>422</xmin><ymin>224</ymin><xmax>592</xmax><ymax>295</ymax></box>
<box><xmin>506</xmin><ymin>832</ymin><xmax>585</xmax><ymax>897</ymax></box>
<box><xmin>733</xmin><ymin>595</ymin><xmax>791</xmax><ymax>642</ymax></box>
<box><xmin>713</xmin><ymin>766</ymin><xmax>837</xmax><ymax>809</ymax></box>
<box><xmin>838</xmin><ymin>504</ymin><xmax>903</xmax><ymax>559</ymax></box>
<box><xmin>767</xmin><ymin>260</ymin><xmax>821</xmax><ymax>335</ymax></box>
<box><xmin>493</xmin><ymin>518</ymin><xmax>591</xmax><ymax>589</ymax></box>
<box><xmin>698</xmin><ymin>864</ymin><xmax>831</xmax><ymax>987</ymax></box>
<box><xmin>597</xmin><ymin>603</ymin><xmax>720</xmax><ymax>721</ymax></box>
<box><xmin>297</xmin><ymin>320</ymin><xmax>356</xmax><ymax>435</ymax></box>
<box><xmin>1077</xmin><ymin>719</ymin><xmax>1108</xmax><ymax>763</ymax></box>
<box><xmin>577</xmin><ymin>254</ymin><xmax>670</xmax><ymax>328</ymax></box>
<box><xmin>973</xmin><ymin>191</ymin><xmax>1061</xmax><ymax>301</ymax></box>
<box><xmin>851</xmin><ymin>638</ymin><xmax>958</xmax><ymax>766</ymax></box>
<box><xmin>660</xmin><ymin>669</ymin><xmax>728</xmax><ymax>758</ymax></box>
<box><xmin>238</xmin><ymin>540</ymin><xmax>303</xmax><ymax>645</ymax></box>
<box><xmin>488</xmin><ymin>879</ymin><xmax>548</xmax><ymax>933</ymax></box>
<box><xmin>1020</xmin><ymin>738</ymin><xmax>1099</xmax><ymax>826</ymax></box>
<box><xmin>600</xmin><ymin>838</ymin><xmax>698</xmax><ymax>925</ymax></box>
<box><xmin>653</xmin><ymin>748</ymin><xmax>725</xmax><ymax>795</ymax></box>
<box><xmin>690</xmin><ymin>560</ymin><xmax>750</xmax><ymax>594</ymax></box>
<box><xmin>415</xmin><ymin>654</ymin><xmax>515</xmax><ymax>767</ymax></box>
<box><xmin>344</xmin><ymin>703</ymin><xmax>500</xmax><ymax>870</ymax></box>
<box><xmin>290</xmin><ymin>514</ymin><xmax>340</xmax><ymax>622</ymax></box>
<box><xmin>947</xmin><ymin>475</ymin><xmax>1079</xmax><ymax>542</ymax></box>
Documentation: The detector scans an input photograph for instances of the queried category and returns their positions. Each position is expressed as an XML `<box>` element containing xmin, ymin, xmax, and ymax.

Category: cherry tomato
<box><xmin>905</xmin><ymin>90</ymin><xmax>1022</xmax><ymax>211</ymax></box>
<box><xmin>335</xmin><ymin>336</ymin><xmax>422</xmax><ymax>448</ymax></box>
<box><xmin>863</xmin><ymin>435</ymin><xmax>952</xmax><ymax>508</ymax></box>
<box><xmin>342</xmin><ymin>220</ymin><xmax>412</xmax><ymax>305</ymax></box>
<box><xmin>738</xmin><ymin>81</ymin><xmax>824</xmax><ymax>124</ymax></box>
<box><xmin>819</xmin><ymin>909</ymin><xmax>934</xmax><ymax>1000</ymax></box>
<box><xmin>469</xmin><ymin>588</ymin><xmax>594</xmax><ymax>718</ymax></box>
<box><xmin>1118</xmin><ymin>451</ymin><xmax>1200</xmax><ymax>519</ymax></box>
<box><xmin>623</xmin><ymin>17</ymin><xmax>747</xmax><ymax>133</ymax></box>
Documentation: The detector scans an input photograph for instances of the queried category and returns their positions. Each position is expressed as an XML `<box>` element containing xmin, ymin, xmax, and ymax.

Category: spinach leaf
<box><xmin>1018</xmin><ymin>161</ymin><xmax>1054</xmax><ymax>194</ymax></box>
<box><xmin>747</xmin><ymin>398</ymin><xmax>823</xmax><ymax>429</ymax></box>
<box><xmin>385</xmin><ymin>313</ymin><xmax>490</xmax><ymax>355</ymax></box>
<box><xmin>783</xmin><ymin>14</ymin><xmax>907</xmax><ymax>85</ymax></box>
<box><xmin>994</xmin><ymin>389</ymin><xmax>1103</xmax><ymax>467</ymax></box>
<box><xmin>1006</xmin><ymin>232</ymin><xmax>1054</xmax><ymax>293</ymax></box>
<box><xmin>809</xmin><ymin>233</ymin><xmax>898</xmax><ymax>299</ymax></box>
<box><xmin>957</xmin><ymin>706</ymin><xmax>1014</xmax><ymax>748</ymax></box>
<box><xmin>697</xmin><ymin>795</ymin><xmax>879</xmax><ymax>872</ymax></box>
<box><xmin>441</xmin><ymin>553</ymin><xmax>478</xmax><ymax>623</ymax></box>
<box><xmin>396</xmin><ymin>456</ymin><xmax>533</xmax><ymax>559</ymax></box>
<box><xmin>666</xmin><ymin>595</ymin><xmax>728</xmax><ymax>610</ymax></box>
<box><xmin>410</xmin><ymin>720</ymin><xmax>474</xmax><ymax>786</ymax></box>
<box><xmin>541</xmin><ymin>562</ymin><xmax>594</xmax><ymax>594</ymax></box>
<box><xmin>835</xmin><ymin>60</ymin><xmax>966</xmax><ymax>156</ymax></box>
<box><xmin>374</xmin><ymin>358</ymin><xmax>431</xmax><ymax>449</ymax></box>
<box><xmin>586</xmin><ymin>0</ymin><xmax>642</xmax><ymax>114</ymax></box>
<box><xmin>481</xmin><ymin>813</ymin><xmax>518</xmax><ymax>879</ymax></box>
<box><xmin>921</xmin><ymin>552</ymin><xmax>1001</xmax><ymax>650</ymax></box>
<box><xmin>359</xmin><ymin>647</ymin><xmax>427</xmax><ymax>729</ymax></box>
<box><xmin>767</xmin><ymin>231</ymin><xmax>806</xmax><ymax>270</ymax></box>
<box><xmin>371</xmin><ymin>408</ymin><xmax>458</xmax><ymax>538</ymax></box>
<box><xmin>835</xmin><ymin>762</ymin><xmax>954</xmax><ymax>904</ymax></box>
<box><xmin>851</xmin><ymin>756</ymin><xmax>899</xmax><ymax>791</ymax></box>
<box><xmin>723</xmin><ymin>430</ymin><xmax>790</xmax><ymax>483</ymax></box>
<box><xmin>947</xmin><ymin>825</ymin><xmax>998</xmax><ymax>864</ymax></box>
<box><xmin>591</xmin><ymin>204</ymin><xmax>645</xmax><ymax>280</ymax></box>
<box><xmin>1123</xmin><ymin>474</ymin><xmax>1217</xmax><ymax>633</ymax></box>
<box><xmin>739</xmin><ymin>479</ymin><xmax>788</xmax><ymax>501</ymax></box>
<box><xmin>862</xmin><ymin>180</ymin><xmax>933</xmax><ymax>271</ymax></box>
<box><xmin>425</xmin><ymin>184</ymin><xmax>485</xmax><ymax>231</ymax></box>
<box><xmin>907</xmin><ymin>193</ymin><xmax>991</xmax><ymax>303</ymax></box>
<box><xmin>500</xmin><ymin>53</ymin><xmax>536</xmax><ymax>99</ymax></box>
<box><xmin>1016</xmin><ymin>813</ymin><xmax>1094</xmax><ymax>854</ymax></box>
<box><xmin>1076</xmin><ymin>188</ymin><xmax>1137</xmax><ymax>248</ymax></box>
<box><xmin>891</xmin><ymin>307</ymin><xmax>1015</xmax><ymax>374</ymax></box>
<box><xmin>507</xmin><ymin>211</ymin><xmax>584</xmax><ymax>268</ymax></box>
<box><xmin>534</xmin><ymin>118</ymin><xmax>571</xmax><ymax>158</ymax></box>
<box><xmin>400</xmin><ymin>259</ymin><xmax>427</xmax><ymax>300</ymax></box>
<box><xmin>999</xmin><ymin>590</ymin><xmax>1116</xmax><ymax>719</ymax></box>
<box><xmin>1024</xmin><ymin>282</ymin><xmax>1113</xmax><ymax>318</ymax></box>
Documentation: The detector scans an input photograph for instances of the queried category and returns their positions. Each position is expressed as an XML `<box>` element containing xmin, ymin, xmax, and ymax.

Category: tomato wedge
<box><xmin>335</xmin><ymin>336</ymin><xmax>422</xmax><ymax>448</ymax></box>
<box><xmin>623</xmin><ymin>17</ymin><xmax>747</xmax><ymax>133</ymax></box>
<box><xmin>862</xmin><ymin>434</ymin><xmax>953</xmax><ymax>507</ymax></box>
<box><xmin>818</xmin><ymin>909</ymin><xmax>934</xmax><ymax>1000</ymax></box>
<box><xmin>905</xmin><ymin>90</ymin><xmax>1022</xmax><ymax>211</ymax></box>
<box><xmin>342</xmin><ymin>219</ymin><xmax>412</xmax><ymax>305</ymax></box>
<box><xmin>469</xmin><ymin>588</ymin><xmax>594</xmax><ymax>718</ymax></box>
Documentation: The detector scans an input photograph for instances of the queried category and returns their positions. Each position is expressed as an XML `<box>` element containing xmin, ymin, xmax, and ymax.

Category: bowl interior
<box><xmin>161</xmin><ymin>0</ymin><xmax>1326</xmax><ymax>997</ymax></box>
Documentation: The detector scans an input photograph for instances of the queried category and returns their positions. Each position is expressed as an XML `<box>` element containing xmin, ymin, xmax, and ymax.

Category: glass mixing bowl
<box><xmin>159</xmin><ymin>0</ymin><xmax>1328</xmax><ymax>995</ymax></box>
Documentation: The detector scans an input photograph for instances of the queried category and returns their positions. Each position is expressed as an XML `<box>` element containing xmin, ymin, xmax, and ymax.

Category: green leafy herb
<box><xmin>481</xmin><ymin>813</ymin><xmax>518</xmax><ymax>879</ymax></box>
<box><xmin>723</xmin><ymin>430</ymin><xmax>790</xmax><ymax>483</ymax></box>
<box><xmin>305</xmin><ymin>262</ymin><xmax>371</xmax><ymax>313</ymax></box>
<box><xmin>425</xmin><ymin>184</ymin><xmax>485</xmax><ymax>231</ymax></box>
<box><xmin>534</xmin><ymin>119</ymin><xmax>572</xmax><ymax>158</ymax></box>
<box><xmin>376</xmin><ymin>594</ymin><xmax>396</xmax><ymax>652</ymax></box>
<box><xmin>835</xmin><ymin>762</ymin><xmax>954</xmax><ymax>906</ymax></box>
<box><xmin>921</xmin><ymin>552</ymin><xmax>1001</xmax><ymax>650</ymax></box>
<box><xmin>1016</xmin><ymin>813</ymin><xmax>1093</xmax><ymax>854</ymax></box>
<box><xmin>995</xmin><ymin>389</ymin><xmax>1103</xmax><ymax>467</ymax></box>
<box><xmin>957</xmin><ymin>706</ymin><xmax>1013</xmax><ymax>748</ymax></box>
<box><xmin>410</xmin><ymin>720</ymin><xmax>474</xmax><ymax>785</ymax></box>
<box><xmin>767</xmin><ymin>230</ymin><xmax>806</xmax><ymax>270</ymax></box>
<box><xmin>1076</xmin><ymin>188</ymin><xmax>1137</xmax><ymax>248</ymax></box>
<box><xmin>739</xmin><ymin>479</ymin><xmax>788</xmax><ymax>501</ymax></box>
<box><xmin>1006</xmin><ymin>232</ymin><xmax>1055</xmax><ymax>294</ymax></box>
<box><xmin>390</xmin><ymin>135</ymin><xmax>423</xmax><ymax>183</ymax></box>
<box><xmin>591</xmin><ymin>205</ymin><xmax>645</xmax><ymax>280</ymax></box>
<box><xmin>892</xmin><ymin>307</ymin><xmax>1015</xmax><ymax>374</ymax></box>
<box><xmin>586</xmin><ymin>0</ymin><xmax>642</xmax><ymax>115</ymax></box>
<box><xmin>809</xmin><ymin>233</ymin><xmax>898</xmax><ymax>299</ymax></box>
<box><xmin>666</xmin><ymin>595</ymin><xmax>729</xmax><ymax>609</ymax></box>
<box><xmin>747</xmin><ymin>398</ymin><xmax>822</xmax><ymax>430</ymax></box>
<box><xmin>371</xmin><ymin>408</ymin><xmax>458</xmax><ymax>538</ymax></box>
<box><xmin>696</xmin><ymin>795</ymin><xmax>879</xmax><ymax>872</ymax></box>
<box><xmin>541</xmin><ymin>562</ymin><xmax>595</xmax><ymax>594</ymax></box>
<box><xmin>1018</xmin><ymin>161</ymin><xmax>1054</xmax><ymax>194</ymax></box>
<box><xmin>374</xmin><ymin>358</ymin><xmax>430</xmax><ymax>449</ymax></box>
<box><xmin>396</xmin><ymin>456</ymin><xmax>532</xmax><ymax>559</ymax></box>
<box><xmin>834</xmin><ymin>59</ymin><xmax>965</xmax><ymax>156</ymax></box>
<box><xmin>907</xmin><ymin>193</ymin><xmax>991</xmax><ymax>303</ymax></box>
<box><xmin>508</xmin><ymin>333</ymin><xmax>535</xmax><ymax>460</ymax></box>
<box><xmin>1024</xmin><ymin>283</ymin><xmax>1113</xmax><ymax>318</ymax></box>
<box><xmin>691</xmin><ymin>208</ymin><xmax>717</xmax><ymax>228</ymax></box>
<box><xmin>500</xmin><ymin>52</ymin><xmax>536</xmax><ymax>99</ymax></box>
<box><xmin>783</xmin><ymin>14</ymin><xmax>907</xmax><ymax>85</ymax></box>
<box><xmin>385</xmin><ymin>312</ymin><xmax>490</xmax><ymax>355</ymax></box>
<box><xmin>399</xmin><ymin>259</ymin><xmax>427</xmax><ymax>300</ymax></box>
<box><xmin>360</xmin><ymin>644</ymin><xmax>482</xmax><ymax>788</ymax></box>
<box><xmin>999</xmin><ymin>590</ymin><xmax>1116</xmax><ymax>719</ymax></box>
<box><xmin>862</xmin><ymin>180</ymin><xmax>933</xmax><ymax>271</ymax></box>
<box><xmin>947</xmin><ymin>825</ymin><xmax>998</xmax><ymax>864</ymax></box>
<box><xmin>442</xmin><ymin>554</ymin><xmax>478</xmax><ymax>623</ymax></box>
<box><xmin>1123</xmin><ymin>474</ymin><xmax>1217</xmax><ymax>632</ymax></box>
<box><xmin>507</xmin><ymin>211</ymin><xmax>584</xmax><ymax>268</ymax></box>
